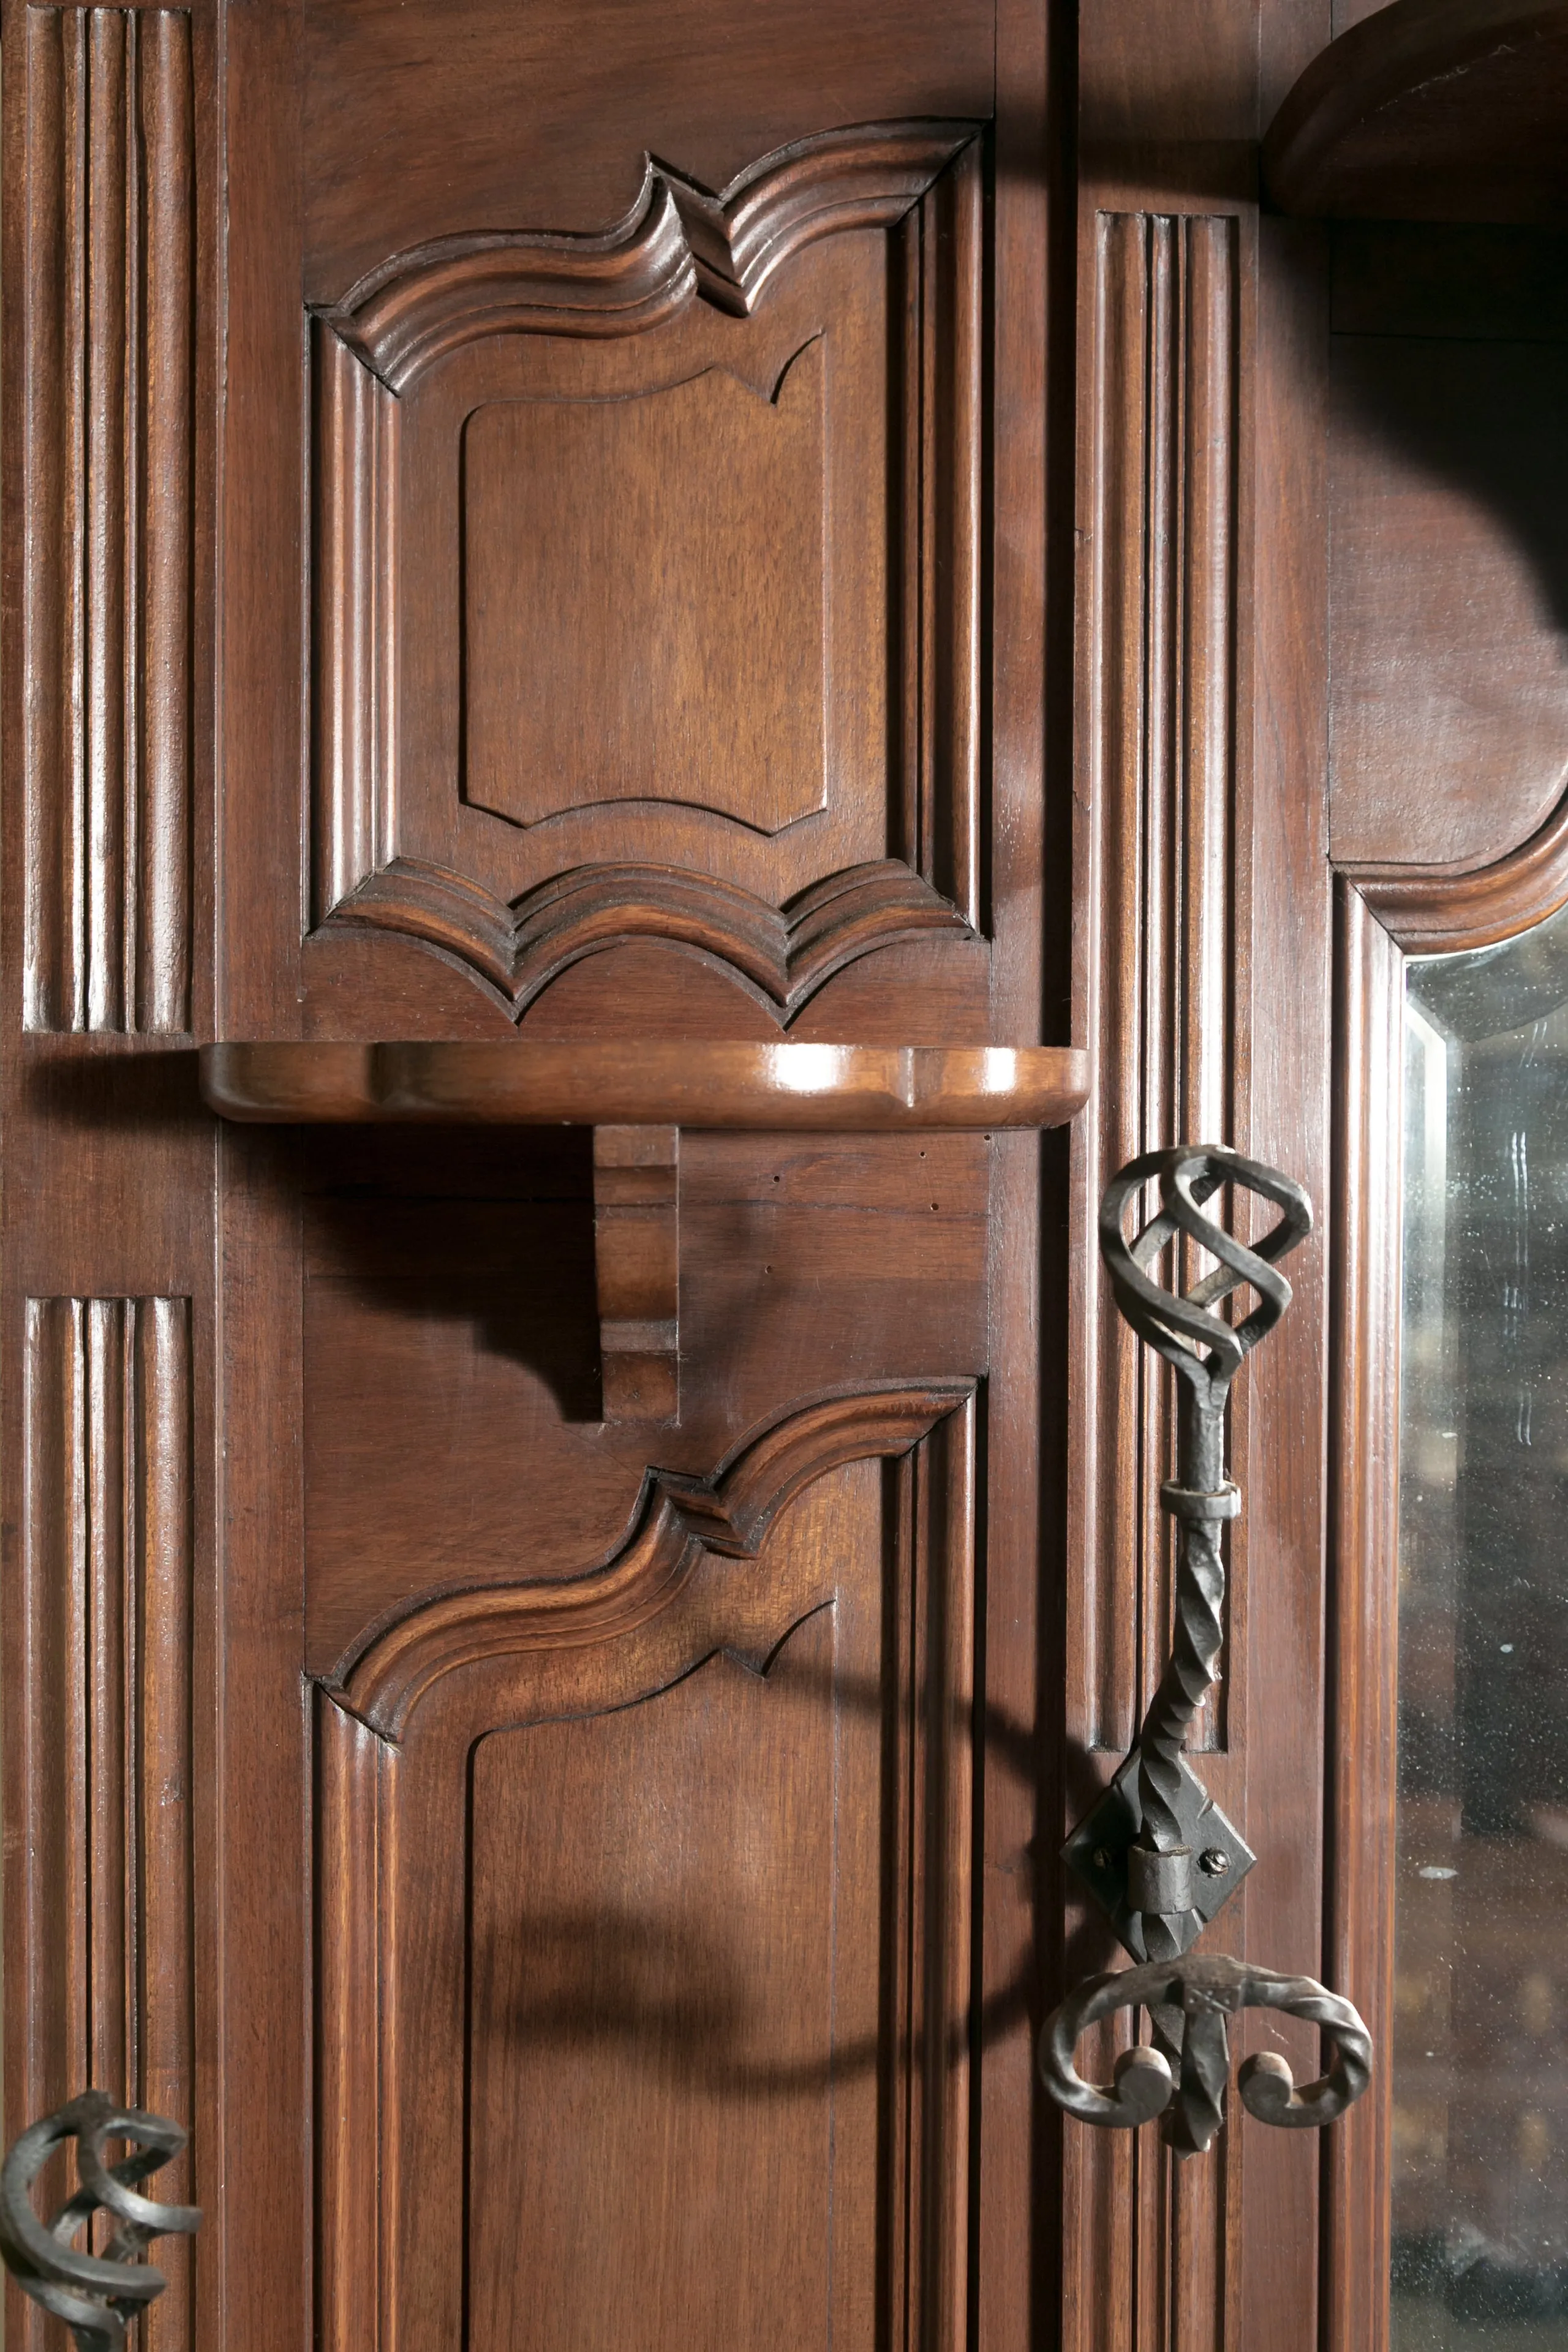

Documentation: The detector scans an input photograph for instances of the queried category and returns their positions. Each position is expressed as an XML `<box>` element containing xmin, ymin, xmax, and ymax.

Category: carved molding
<box><xmin>333</xmin><ymin>1381</ymin><xmax>974</xmax><ymax>1735</ymax></box>
<box><xmin>1323</xmin><ymin>884</ymin><xmax>1404</xmax><ymax>2350</ymax></box>
<box><xmin>1074</xmin><ymin>211</ymin><xmax>1242</xmax><ymax>1758</ymax></box>
<box><xmin>321</xmin><ymin>120</ymin><xmax>979</xmax><ymax>393</ymax></box>
<box><xmin>318</xmin><ymin>854</ymin><xmax>974</xmax><ymax>1019</ymax></box>
<box><xmin>18</xmin><ymin>1298</ymin><xmax>195</xmax><ymax>2341</ymax></box>
<box><xmin>311</xmin><ymin>126</ymin><xmax>987</xmax><ymax>1009</ymax></box>
<box><xmin>22</xmin><ymin>7</ymin><xmax>195</xmax><ymax>1034</ymax></box>
<box><xmin>318</xmin><ymin>1387</ymin><xmax>977</xmax><ymax>2352</ymax></box>
<box><xmin>316</xmin><ymin>1698</ymin><xmax>392</xmax><ymax>2352</ymax></box>
<box><xmin>1343</xmin><ymin>774</ymin><xmax>1568</xmax><ymax>955</ymax></box>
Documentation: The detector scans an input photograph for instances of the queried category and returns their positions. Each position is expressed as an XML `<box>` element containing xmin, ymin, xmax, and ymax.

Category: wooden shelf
<box><xmin>199</xmin><ymin>1040</ymin><xmax>1091</xmax><ymax>1131</ymax></box>
<box><xmin>1264</xmin><ymin>0</ymin><xmax>1568</xmax><ymax>224</ymax></box>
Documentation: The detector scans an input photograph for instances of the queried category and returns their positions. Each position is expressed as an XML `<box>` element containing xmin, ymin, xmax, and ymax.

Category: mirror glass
<box><xmin>1397</xmin><ymin>897</ymin><xmax>1568</xmax><ymax>2347</ymax></box>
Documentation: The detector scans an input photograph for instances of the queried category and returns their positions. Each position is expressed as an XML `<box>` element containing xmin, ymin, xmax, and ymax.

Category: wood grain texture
<box><xmin>462</xmin><ymin>350</ymin><xmax>827</xmax><ymax>834</ymax></box>
<box><xmin>6</xmin><ymin>7</ymin><xmax>1035</xmax><ymax>2352</ymax></box>
<box><xmin>314</xmin><ymin>859</ymin><xmax>973</xmax><ymax>1023</ymax></box>
<box><xmin>1074</xmin><ymin>209</ymin><xmax>1241</xmax><ymax>1766</ymax></box>
<box><xmin>296</xmin><ymin>1127</ymin><xmax>991</xmax><ymax>1670</ymax></box>
<box><xmin>1226</xmin><ymin>206</ymin><xmax>1332</xmax><ymax>2352</ymax></box>
<box><xmin>1059</xmin><ymin>121</ymin><xmax>1340</xmax><ymax>2345</ymax></box>
<box><xmin>308</xmin><ymin>130</ymin><xmax>988</xmax><ymax>1025</ymax></box>
<box><xmin>1265</xmin><ymin>0</ymin><xmax>1568</xmax><ymax>226</ymax></box>
<box><xmin>321</xmin><ymin>122</ymin><xmax>976</xmax><ymax>389</ymax></box>
<box><xmin>199</xmin><ymin>1038</ymin><xmax>1090</xmax><ymax>1128</ymax></box>
<box><xmin>316</xmin><ymin>1401</ymin><xmax>976</xmax><ymax>2352</ymax></box>
<box><xmin>333</xmin><ymin>1380</ymin><xmax>973</xmax><ymax>1720</ymax></box>
<box><xmin>1327</xmin><ymin>333</ymin><xmax>1568</xmax><ymax>870</ymax></box>
<box><xmin>895</xmin><ymin>136</ymin><xmax>986</xmax><ymax>923</ymax></box>
<box><xmin>21</xmin><ymin>7</ymin><xmax>194</xmax><ymax>1035</ymax></box>
<box><xmin>594</xmin><ymin>1124</ymin><xmax>680</xmax><ymax>1422</ymax></box>
<box><xmin>301</xmin><ymin>0</ymin><xmax>995</xmax><ymax>302</ymax></box>
<box><xmin>17</xmin><ymin>1296</ymin><xmax>195</xmax><ymax>2352</ymax></box>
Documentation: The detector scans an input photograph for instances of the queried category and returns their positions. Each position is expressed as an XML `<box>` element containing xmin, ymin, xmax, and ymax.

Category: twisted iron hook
<box><xmin>0</xmin><ymin>2092</ymin><xmax>199</xmax><ymax>2352</ymax></box>
<box><xmin>1043</xmin><ymin>1144</ymin><xmax>1371</xmax><ymax>2154</ymax></box>
<box><xmin>1103</xmin><ymin>1147</ymin><xmax>1310</xmax><ymax>1960</ymax></box>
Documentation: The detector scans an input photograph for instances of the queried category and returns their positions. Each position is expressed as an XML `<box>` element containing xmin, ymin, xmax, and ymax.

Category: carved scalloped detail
<box><xmin>316</xmin><ymin>854</ymin><xmax>976</xmax><ymax>1020</ymax></box>
<box><xmin>660</xmin><ymin>120</ymin><xmax>979</xmax><ymax>316</ymax></box>
<box><xmin>334</xmin><ymin>1381</ymin><xmax>973</xmax><ymax>1736</ymax></box>
<box><xmin>1345</xmin><ymin>776</ymin><xmax>1568</xmax><ymax>955</ymax></box>
<box><xmin>320</xmin><ymin>119</ymin><xmax>979</xmax><ymax>390</ymax></box>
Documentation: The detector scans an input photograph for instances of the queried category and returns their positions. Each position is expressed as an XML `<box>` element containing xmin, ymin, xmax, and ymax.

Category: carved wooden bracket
<box><xmin>593</xmin><ymin>1125</ymin><xmax>680</xmax><ymax>1424</ymax></box>
<box><xmin>198</xmin><ymin>1038</ymin><xmax>1089</xmax><ymax>1422</ymax></box>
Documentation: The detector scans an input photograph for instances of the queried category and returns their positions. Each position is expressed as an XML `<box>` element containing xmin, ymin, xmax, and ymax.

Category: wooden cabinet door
<box><xmin>1</xmin><ymin>7</ymin><xmax>1072</xmax><ymax>2352</ymax></box>
<box><xmin>18</xmin><ymin>0</ymin><xmax>1501</xmax><ymax>2343</ymax></box>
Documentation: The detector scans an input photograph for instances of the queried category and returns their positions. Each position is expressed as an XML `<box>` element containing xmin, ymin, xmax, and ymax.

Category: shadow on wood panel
<box><xmin>304</xmin><ymin>1125</ymin><xmax>602</xmax><ymax>1422</ymax></box>
<box><xmin>466</xmin><ymin>1624</ymin><xmax>1122</xmax><ymax>2089</ymax></box>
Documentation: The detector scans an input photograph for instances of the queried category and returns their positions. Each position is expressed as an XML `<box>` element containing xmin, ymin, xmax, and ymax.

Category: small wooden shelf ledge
<box><xmin>1264</xmin><ymin>0</ymin><xmax>1568</xmax><ymax>224</ymax></box>
<box><xmin>198</xmin><ymin>1040</ymin><xmax>1091</xmax><ymax>1131</ymax></box>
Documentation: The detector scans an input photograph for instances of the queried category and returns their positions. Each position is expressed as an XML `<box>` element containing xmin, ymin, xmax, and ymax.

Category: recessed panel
<box><xmin>466</xmin><ymin>1577</ymin><xmax>877</xmax><ymax>2352</ymax></box>
<box><xmin>462</xmin><ymin>347</ymin><xmax>825</xmax><ymax>832</ymax></box>
<box><xmin>308</xmin><ymin>137</ymin><xmax>988</xmax><ymax>1020</ymax></box>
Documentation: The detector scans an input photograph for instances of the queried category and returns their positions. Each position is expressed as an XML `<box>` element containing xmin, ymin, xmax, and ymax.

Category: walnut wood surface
<box><xmin>10</xmin><ymin>0</ymin><xmax>1536</xmax><ymax>2341</ymax></box>
<box><xmin>308</xmin><ymin>128</ymin><xmax>987</xmax><ymax>1024</ymax></box>
<box><xmin>318</xmin><ymin>1401</ymin><xmax>977</xmax><ymax>2352</ymax></box>
<box><xmin>593</xmin><ymin>1124</ymin><xmax>680</xmax><ymax>1421</ymax></box>
<box><xmin>19</xmin><ymin>1295</ymin><xmax>197</xmax><ymax>2348</ymax></box>
<box><xmin>1265</xmin><ymin>0</ymin><xmax>1568</xmax><ymax>224</ymax></box>
<box><xmin>21</xmin><ymin>8</ymin><xmax>195</xmax><ymax>1034</ymax></box>
<box><xmin>199</xmin><ymin>1039</ymin><xmax>1090</xmax><ymax>1129</ymax></box>
<box><xmin>1327</xmin><ymin>323</ymin><xmax>1568</xmax><ymax>869</ymax></box>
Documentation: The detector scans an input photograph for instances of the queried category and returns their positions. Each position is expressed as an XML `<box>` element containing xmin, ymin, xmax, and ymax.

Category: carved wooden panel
<box><xmin>300</xmin><ymin>1127</ymin><xmax>989</xmax><ymax>1671</ymax></box>
<box><xmin>299</xmin><ymin>0</ymin><xmax>997</xmax><ymax>297</ymax></box>
<box><xmin>17</xmin><ymin>1296</ymin><xmax>195</xmax><ymax>2351</ymax></box>
<box><xmin>318</xmin><ymin>1392</ymin><xmax>975</xmax><ymax>2352</ymax></box>
<box><xmin>309</xmin><ymin>125</ymin><xmax>986</xmax><ymax>1020</ymax></box>
<box><xmin>21</xmin><ymin>6</ymin><xmax>195</xmax><ymax>1034</ymax></box>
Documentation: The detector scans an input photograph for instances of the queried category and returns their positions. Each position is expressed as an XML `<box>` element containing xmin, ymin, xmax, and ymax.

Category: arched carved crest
<box><xmin>333</xmin><ymin>1381</ymin><xmax>974</xmax><ymax>1737</ymax></box>
<box><xmin>320</xmin><ymin>121</ymin><xmax>979</xmax><ymax>391</ymax></box>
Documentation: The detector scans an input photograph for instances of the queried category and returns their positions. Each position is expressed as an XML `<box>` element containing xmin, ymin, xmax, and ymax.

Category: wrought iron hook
<box><xmin>0</xmin><ymin>2092</ymin><xmax>199</xmax><ymax>2352</ymax></box>
<box><xmin>1040</xmin><ymin>1954</ymin><xmax>1372</xmax><ymax>2157</ymax></box>
<box><xmin>1044</xmin><ymin>1145</ymin><xmax>1371</xmax><ymax>2154</ymax></box>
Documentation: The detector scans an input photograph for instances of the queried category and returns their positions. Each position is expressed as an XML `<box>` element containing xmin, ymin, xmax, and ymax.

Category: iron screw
<box><xmin>1092</xmin><ymin>1848</ymin><xmax>1112</xmax><ymax>1871</ymax></box>
<box><xmin>1199</xmin><ymin>1849</ymin><xmax>1230</xmax><ymax>1877</ymax></box>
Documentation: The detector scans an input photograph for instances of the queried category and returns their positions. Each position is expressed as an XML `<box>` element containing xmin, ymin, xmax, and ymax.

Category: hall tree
<box><xmin>4</xmin><ymin>0</ymin><xmax>1562</xmax><ymax>2343</ymax></box>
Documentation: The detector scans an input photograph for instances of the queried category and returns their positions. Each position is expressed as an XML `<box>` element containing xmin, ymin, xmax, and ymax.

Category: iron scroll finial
<box><xmin>1044</xmin><ymin>1145</ymin><xmax>1372</xmax><ymax>2154</ymax></box>
<box><xmin>0</xmin><ymin>2092</ymin><xmax>200</xmax><ymax>2352</ymax></box>
<box><xmin>1040</xmin><ymin>1954</ymin><xmax>1373</xmax><ymax>2157</ymax></box>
